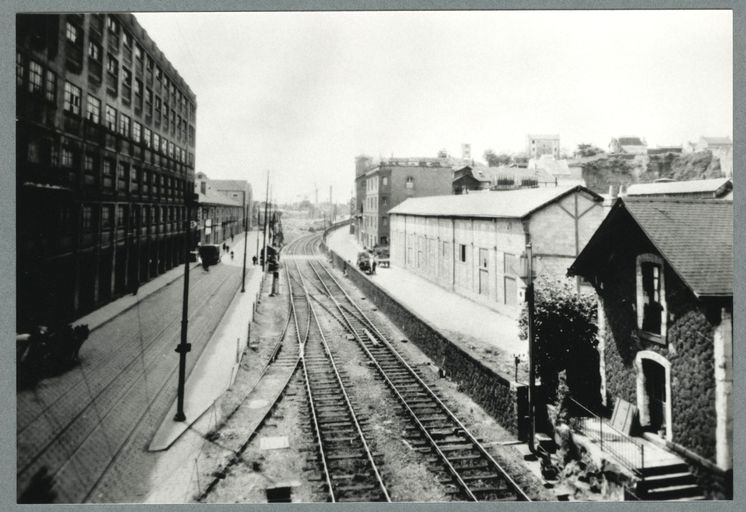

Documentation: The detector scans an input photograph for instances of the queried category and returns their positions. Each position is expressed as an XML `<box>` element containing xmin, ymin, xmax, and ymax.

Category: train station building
<box><xmin>16</xmin><ymin>13</ymin><xmax>197</xmax><ymax>330</ymax></box>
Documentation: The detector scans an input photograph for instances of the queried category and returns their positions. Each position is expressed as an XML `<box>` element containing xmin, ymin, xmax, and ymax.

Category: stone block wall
<box><xmin>324</xmin><ymin>243</ymin><xmax>529</xmax><ymax>438</ymax></box>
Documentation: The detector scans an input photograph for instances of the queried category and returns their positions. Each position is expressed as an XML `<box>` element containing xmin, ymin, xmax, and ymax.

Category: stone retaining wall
<box><xmin>323</xmin><ymin>240</ymin><xmax>531</xmax><ymax>438</ymax></box>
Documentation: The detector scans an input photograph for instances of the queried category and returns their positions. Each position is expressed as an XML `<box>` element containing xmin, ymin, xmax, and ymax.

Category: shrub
<box><xmin>519</xmin><ymin>277</ymin><xmax>600</xmax><ymax>408</ymax></box>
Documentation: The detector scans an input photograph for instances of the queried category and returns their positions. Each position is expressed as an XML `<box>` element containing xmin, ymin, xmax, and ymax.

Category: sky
<box><xmin>134</xmin><ymin>10</ymin><xmax>732</xmax><ymax>204</ymax></box>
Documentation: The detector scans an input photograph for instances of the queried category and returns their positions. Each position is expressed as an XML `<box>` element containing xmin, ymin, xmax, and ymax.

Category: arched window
<box><xmin>405</xmin><ymin>176</ymin><xmax>414</xmax><ymax>189</ymax></box>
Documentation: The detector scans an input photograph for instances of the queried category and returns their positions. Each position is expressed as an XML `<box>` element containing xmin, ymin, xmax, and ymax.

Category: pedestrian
<box><xmin>371</xmin><ymin>254</ymin><xmax>377</xmax><ymax>274</ymax></box>
<box><xmin>230</xmin><ymin>250</ymin><xmax>234</xmax><ymax>260</ymax></box>
<box><xmin>231</xmin><ymin>234</ymin><xmax>234</xmax><ymax>243</ymax></box>
<box><xmin>252</xmin><ymin>255</ymin><xmax>258</xmax><ymax>266</ymax></box>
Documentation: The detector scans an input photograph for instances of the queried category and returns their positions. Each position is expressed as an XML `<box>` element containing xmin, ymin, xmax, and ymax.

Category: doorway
<box><xmin>636</xmin><ymin>352</ymin><xmax>672</xmax><ymax>440</ymax></box>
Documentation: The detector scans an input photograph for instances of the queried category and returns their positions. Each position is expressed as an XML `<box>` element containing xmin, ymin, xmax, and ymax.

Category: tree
<box><xmin>575</xmin><ymin>143</ymin><xmax>604</xmax><ymax>158</ymax></box>
<box><xmin>483</xmin><ymin>149</ymin><xmax>512</xmax><ymax>167</ymax></box>
<box><xmin>518</xmin><ymin>277</ymin><xmax>600</xmax><ymax>408</ymax></box>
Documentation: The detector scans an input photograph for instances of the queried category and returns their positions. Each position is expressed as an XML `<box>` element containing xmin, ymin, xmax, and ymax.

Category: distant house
<box><xmin>625</xmin><ymin>178</ymin><xmax>732</xmax><ymax>200</ymax></box>
<box><xmin>609</xmin><ymin>136</ymin><xmax>648</xmax><ymax>155</ymax></box>
<box><xmin>569</xmin><ymin>197</ymin><xmax>733</xmax><ymax>496</ymax></box>
<box><xmin>389</xmin><ymin>186</ymin><xmax>605</xmax><ymax>317</ymax></box>
<box><xmin>452</xmin><ymin>164</ymin><xmax>556</xmax><ymax>194</ymax></box>
<box><xmin>527</xmin><ymin>134</ymin><xmax>560</xmax><ymax>159</ymax></box>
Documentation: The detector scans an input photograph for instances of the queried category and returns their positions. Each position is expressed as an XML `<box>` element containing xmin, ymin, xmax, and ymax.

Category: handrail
<box><xmin>567</xmin><ymin>396</ymin><xmax>644</xmax><ymax>475</ymax></box>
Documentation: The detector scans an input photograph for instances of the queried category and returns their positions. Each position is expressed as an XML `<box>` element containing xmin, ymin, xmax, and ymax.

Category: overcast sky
<box><xmin>134</xmin><ymin>10</ymin><xmax>732</xmax><ymax>203</ymax></box>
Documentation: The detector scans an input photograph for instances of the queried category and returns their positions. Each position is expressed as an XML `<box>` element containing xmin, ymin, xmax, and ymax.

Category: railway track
<box><xmin>298</xmin><ymin>237</ymin><xmax>530</xmax><ymax>501</ymax></box>
<box><xmin>288</xmin><ymin>254</ymin><xmax>390</xmax><ymax>502</ymax></box>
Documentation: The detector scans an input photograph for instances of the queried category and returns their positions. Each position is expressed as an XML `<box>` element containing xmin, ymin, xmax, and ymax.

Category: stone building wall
<box><xmin>598</xmin><ymin>233</ymin><xmax>717</xmax><ymax>463</ymax></box>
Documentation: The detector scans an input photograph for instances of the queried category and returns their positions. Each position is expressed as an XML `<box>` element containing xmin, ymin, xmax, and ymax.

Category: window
<box><xmin>63</xmin><ymin>81</ymin><xmax>81</xmax><ymax>114</ymax></box>
<box><xmin>61</xmin><ymin>147</ymin><xmax>73</xmax><ymax>167</ymax></box>
<box><xmin>105</xmin><ymin>105</ymin><xmax>117</xmax><ymax>130</ymax></box>
<box><xmin>86</xmin><ymin>95</ymin><xmax>101</xmax><ymax>123</ymax></box>
<box><xmin>503</xmin><ymin>253</ymin><xmax>518</xmax><ymax>306</ymax></box>
<box><xmin>28</xmin><ymin>60</ymin><xmax>42</xmax><ymax>93</ymax></box>
<box><xmin>116</xmin><ymin>205</ymin><xmax>126</xmax><ymax>226</ymax></box>
<box><xmin>134</xmin><ymin>43</ymin><xmax>142</xmax><ymax>61</ymax></box>
<box><xmin>106</xmin><ymin>16</ymin><xmax>118</xmax><ymax>33</ymax></box>
<box><xmin>406</xmin><ymin>176</ymin><xmax>414</xmax><ymax>189</ymax></box>
<box><xmin>27</xmin><ymin>142</ymin><xmax>40</xmax><ymax>164</ymax></box>
<box><xmin>133</xmin><ymin>122</ymin><xmax>141</xmax><ymax>142</ymax></box>
<box><xmin>44</xmin><ymin>70</ymin><xmax>56</xmax><ymax>102</ymax></box>
<box><xmin>146</xmin><ymin>55</ymin><xmax>153</xmax><ymax>70</ymax></box>
<box><xmin>65</xmin><ymin>22</ymin><xmax>78</xmax><ymax>44</ymax></box>
<box><xmin>101</xmin><ymin>204</ymin><xmax>112</xmax><ymax>229</ymax></box>
<box><xmin>106</xmin><ymin>55</ymin><xmax>118</xmax><ymax>77</ymax></box>
<box><xmin>155</xmin><ymin>66</ymin><xmax>162</xmax><ymax>83</ymax></box>
<box><xmin>16</xmin><ymin>52</ymin><xmax>24</xmax><ymax>87</ymax></box>
<box><xmin>163</xmin><ymin>75</ymin><xmax>169</xmax><ymax>93</ymax></box>
<box><xmin>122</xmin><ymin>31</ymin><xmax>131</xmax><ymax>48</ymax></box>
<box><xmin>154</xmin><ymin>96</ymin><xmax>161</xmax><ymax>114</ymax></box>
<box><xmin>143</xmin><ymin>127</ymin><xmax>151</xmax><ymax>148</ymax></box>
<box><xmin>119</xmin><ymin>113</ymin><xmax>130</xmax><ymax>137</ymax></box>
<box><xmin>636</xmin><ymin>254</ymin><xmax>667</xmax><ymax>340</ymax></box>
<box><xmin>82</xmin><ymin>205</ymin><xmax>93</xmax><ymax>231</ymax></box>
<box><xmin>88</xmin><ymin>41</ymin><xmax>101</xmax><ymax>61</ymax></box>
<box><xmin>103</xmin><ymin>159</ymin><xmax>113</xmax><ymax>176</ymax></box>
<box><xmin>153</xmin><ymin>133</ymin><xmax>160</xmax><ymax>151</ymax></box>
<box><xmin>382</xmin><ymin>176</ymin><xmax>388</xmax><ymax>186</ymax></box>
<box><xmin>459</xmin><ymin>244</ymin><xmax>466</xmax><ymax>262</ymax></box>
<box><xmin>160</xmin><ymin>136</ymin><xmax>167</xmax><ymax>154</ymax></box>
<box><xmin>480</xmin><ymin>248</ymin><xmax>489</xmax><ymax>269</ymax></box>
<box><xmin>84</xmin><ymin>153</ymin><xmax>94</xmax><ymax>171</ymax></box>
<box><xmin>122</xmin><ymin>67</ymin><xmax>131</xmax><ymax>86</ymax></box>
<box><xmin>134</xmin><ymin>78</ymin><xmax>142</xmax><ymax>97</ymax></box>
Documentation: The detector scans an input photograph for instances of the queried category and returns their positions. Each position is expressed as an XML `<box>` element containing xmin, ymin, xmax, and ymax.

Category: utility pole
<box><xmin>329</xmin><ymin>185</ymin><xmax>333</xmax><ymax>226</ymax></box>
<box><xmin>262</xmin><ymin>173</ymin><xmax>270</xmax><ymax>272</ymax></box>
<box><xmin>174</xmin><ymin>195</ymin><xmax>195</xmax><ymax>422</ymax></box>
<box><xmin>255</xmin><ymin>204</ymin><xmax>260</xmax><ymax>262</ymax></box>
<box><xmin>241</xmin><ymin>189</ymin><xmax>248</xmax><ymax>292</ymax></box>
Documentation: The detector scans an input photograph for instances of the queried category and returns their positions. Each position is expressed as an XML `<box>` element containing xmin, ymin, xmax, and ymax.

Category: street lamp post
<box><xmin>174</xmin><ymin>195</ymin><xmax>197</xmax><ymax>422</ymax></box>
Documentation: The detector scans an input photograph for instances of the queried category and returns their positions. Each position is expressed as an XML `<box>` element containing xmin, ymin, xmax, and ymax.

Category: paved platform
<box><xmin>325</xmin><ymin>228</ymin><xmax>527</xmax><ymax>363</ymax></box>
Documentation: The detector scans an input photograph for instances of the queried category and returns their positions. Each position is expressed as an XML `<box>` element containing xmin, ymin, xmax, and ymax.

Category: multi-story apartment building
<box><xmin>354</xmin><ymin>156</ymin><xmax>454</xmax><ymax>249</ymax></box>
<box><xmin>16</xmin><ymin>13</ymin><xmax>197</xmax><ymax>331</ymax></box>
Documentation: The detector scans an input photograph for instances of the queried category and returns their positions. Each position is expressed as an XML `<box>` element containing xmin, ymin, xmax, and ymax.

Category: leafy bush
<box><xmin>519</xmin><ymin>277</ymin><xmax>600</xmax><ymax>408</ymax></box>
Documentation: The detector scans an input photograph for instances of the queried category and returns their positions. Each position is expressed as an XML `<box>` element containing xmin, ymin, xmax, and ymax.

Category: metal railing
<box><xmin>567</xmin><ymin>396</ymin><xmax>645</xmax><ymax>475</ymax></box>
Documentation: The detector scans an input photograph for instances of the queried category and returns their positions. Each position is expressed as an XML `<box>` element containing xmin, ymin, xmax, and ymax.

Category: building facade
<box><xmin>389</xmin><ymin>186</ymin><xmax>606</xmax><ymax>318</ymax></box>
<box><xmin>452</xmin><ymin>164</ymin><xmax>557</xmax><ymax>194</ymax></box>
<box><xmin>569</xmin><ymin>197</ymin><xmax>733</xmax><ymax>498</ymax></box>
<box><xmin>17</xmin><ymin>13</ymin><xmax>197</xmax><ymax>330</ymax></box>
<box><xmin>355</xmin><ymin>156</ymin><xmax>454</xmax><ymax>249</ymax></box>
<box><xmin>527</xmin><ymin>134</ymin><xmax>560</xmax><ymax>159</ymax></box>
<box><xmin>194</xmin><ymin>173</ymin><xmax>249</xmax><ymax>244</ymax></box>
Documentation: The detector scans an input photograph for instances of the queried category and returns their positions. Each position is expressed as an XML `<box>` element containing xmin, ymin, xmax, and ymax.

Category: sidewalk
<box><xmin>149</xmin><ymin>229</ymin><xmax>265</xmax><ymax>450</ymax></box>
<box><xmin>325</xmin><ymin>228</ymin><xmax>527</xmax><ymax>381</ymax></box>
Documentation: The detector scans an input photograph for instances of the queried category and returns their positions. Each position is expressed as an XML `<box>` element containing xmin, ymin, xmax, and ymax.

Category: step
<box><xmin>645</xmin><ymin>484</ymin><xmax>703</xmax><ymax>500</ymax></box>
<box><xmin>639</xmin><ymin>463</ymin><xmax>689</xmax><ymax>478</ymax></box>
<box><xmin>639</xmin><ymin>472</ymin><xmax>696</xmax><ymax>491</ymax></box>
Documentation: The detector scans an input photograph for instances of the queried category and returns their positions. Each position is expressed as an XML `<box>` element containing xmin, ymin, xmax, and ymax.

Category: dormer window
<box><xmin>636</xmin><ymin>253</ymin><xmax>667</xmax><ymax>342</ymax></box>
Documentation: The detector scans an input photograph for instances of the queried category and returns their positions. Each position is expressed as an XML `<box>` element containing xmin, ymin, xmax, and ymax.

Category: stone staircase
<box><xmin>632</xmin><ymin>462</ymin><xmax>705</xmax><ymax>501</ymax></box>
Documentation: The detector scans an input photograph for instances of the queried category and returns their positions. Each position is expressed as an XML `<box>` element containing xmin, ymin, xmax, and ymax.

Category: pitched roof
<box><xmin>625</xmin><ymin>178</ymin><xmax>732</xmax><ymax>198</ymax></box>
<box><xmin>570</xmin><ymin>197</ymin><xmax>732</xmax><ymax>297</ymax></box>
<box><xmin>388</xmin><ymin>185</ymin><xmax>601</xmax><ymax>219</ymax></box>
<box><xmin>454</xmin><ymin>165</ymin><xmax>556</xmax><ymax>184</ymax></box>
<box><xmin>618</xmin><ymin>137</ymin><xmax>645</xmax><ymax>146</ymax></box>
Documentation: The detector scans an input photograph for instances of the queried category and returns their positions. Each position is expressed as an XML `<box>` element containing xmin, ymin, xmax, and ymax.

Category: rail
<box><xmin>567</xmin><ymin>396</ymin><xmax>644</xmax><ymax>475</ymax></box>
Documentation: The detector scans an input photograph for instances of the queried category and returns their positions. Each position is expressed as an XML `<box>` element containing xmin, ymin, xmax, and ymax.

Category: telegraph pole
<box><xmin>526</xmin><ymin>241</ymin><xmax>536</xmax><ymax>454</ymax></box>
<box><xmin>241</xmin><ymin>190</ymin><xmax>248</xmax><ymax>292</ymax></box>
<box><xmin>174</xmin><ymin>194</ymin><xmax>196</xmax><ymax>422</ymax></box>
<box><xmin>262</xmin><ymin>173</ymin><xmax>270</xmax><ymax>272</ymax></box>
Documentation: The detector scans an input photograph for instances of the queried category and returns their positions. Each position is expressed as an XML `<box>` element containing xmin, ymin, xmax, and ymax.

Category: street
<box><xmin>17</xmin><ymin>248</ymin><xmax>248</xmax><ymax>502</ymax></box>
